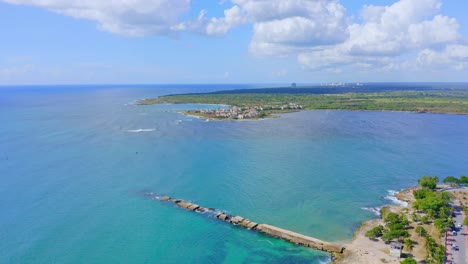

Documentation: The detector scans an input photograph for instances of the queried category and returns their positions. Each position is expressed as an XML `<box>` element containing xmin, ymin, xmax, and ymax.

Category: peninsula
<box><xmin>138</xmin><ymin>84</ymin><xmax>468</xmax><ymax>119</ymax></box>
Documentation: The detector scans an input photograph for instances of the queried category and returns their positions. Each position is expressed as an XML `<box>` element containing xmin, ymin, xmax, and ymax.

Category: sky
<box><xmin>1</xmin><ymin>0</ymin><xmax>468</xmax><ymax>85</ymax></box>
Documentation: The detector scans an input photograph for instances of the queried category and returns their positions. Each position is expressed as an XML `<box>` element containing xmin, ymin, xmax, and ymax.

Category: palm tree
<box><xmin>404</xmin><ymin>238</ymin><xmax>414</xmax><ymax>253</ymax></box>
<box><xmin>415</xmin><ymin>226</ymin><xmax>427</xmax><ymax>237</ymax></box>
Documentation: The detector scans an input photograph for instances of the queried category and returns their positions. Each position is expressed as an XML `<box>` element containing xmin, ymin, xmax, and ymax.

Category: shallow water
<box><xmin>1</xmin><ymin>85</ymin><xmax>467</xmax><ymax>263</ymax></box>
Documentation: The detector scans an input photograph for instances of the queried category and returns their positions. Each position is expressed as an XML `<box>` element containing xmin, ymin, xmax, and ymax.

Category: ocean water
<box><xmin>1</xmin><ymin>85</ymin><xmax>467</xmax><ymax>264</ymax></box>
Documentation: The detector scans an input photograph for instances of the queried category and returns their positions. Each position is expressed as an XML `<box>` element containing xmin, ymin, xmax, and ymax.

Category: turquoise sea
<box><xmin>1</xmin><ymin>85</ymin><xmax>467</xmax><ymax>263</ymax></box>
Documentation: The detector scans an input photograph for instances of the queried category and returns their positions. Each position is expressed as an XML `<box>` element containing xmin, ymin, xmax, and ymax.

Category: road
<box><xmin>445</xmin><ymin>203</ymin><xmax>467</xmax><ymax>264</ymax></box>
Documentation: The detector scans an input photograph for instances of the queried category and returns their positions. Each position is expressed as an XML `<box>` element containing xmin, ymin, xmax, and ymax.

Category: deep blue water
<box><xmin>1</xmin><ymin>85</ymin><xmax>467</xmax><ymax>263</ymax></box>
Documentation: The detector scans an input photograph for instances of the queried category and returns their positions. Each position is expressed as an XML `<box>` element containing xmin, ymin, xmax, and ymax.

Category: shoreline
<box><xmin>331</xmin><ymin>187</ymin><xmax>414</xmax><ymax>264</ymax></box>
<box><xmin>333</xmin><ymin>189</ymin><xmax>415</xmax><ymax>264</ymax></box>
<box><xmin>141</xmin><ymin>101</ymin><xmax>468</xmax><ymax>121</ymax></box>
<box><xmin>171</xmin><ymin>108</ymin><xmax>468</xmax><ymax>123</ymax></box>
<box><xmin>336</xmin><ymin>185</ymin><xmax>467</xmax><ymax>264</ymax></box>
<box><xmin>137</xmin><ymin>88</ymin><xmax>468</xmax><ymax>117</ymax></box>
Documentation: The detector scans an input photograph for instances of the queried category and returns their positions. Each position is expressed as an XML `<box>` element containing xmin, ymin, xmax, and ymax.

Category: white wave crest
<box><xmin>127</xmin><ymin>128</ymin><xmax>156</xmax><ymax>133</ymax></box>
<box><xmin>361</xmin><ymin>206</ymin><xmax>382</xmax><ymax>217</ymax></box>
<box><xmin>317</xmin><ymin>258</ymin><xmax>332</xmax><ymax>264</ymax></box>
<box><xmin>383</xmin><ymin>190</ymin><xmax>408</xmax><ymax>207</ymax></box>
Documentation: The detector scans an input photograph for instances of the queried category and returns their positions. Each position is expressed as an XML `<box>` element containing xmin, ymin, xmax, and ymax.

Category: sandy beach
<box><xmin>334</xmin><ymin>209</ymin><xmax>401</xmax><ymax>264</ymax></box>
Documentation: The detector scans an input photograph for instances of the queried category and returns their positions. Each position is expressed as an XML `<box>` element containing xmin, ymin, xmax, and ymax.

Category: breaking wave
<box><xmin>362</xmin><ymin>190</ymin><xmax>408</xmax><ymax>216</ymax></box>
<box><xmin>383</xmin><ymin>190</ymin><xmax>408</xmax><ymax>207</ymax></box>
<box><xmin>361</xmin><ymin>206</ymin><xmax>382</xmax><ymax>217</ymax></box>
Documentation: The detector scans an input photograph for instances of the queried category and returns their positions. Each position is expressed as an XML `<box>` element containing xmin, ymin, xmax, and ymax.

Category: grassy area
<box><xmin>138</xmin><ymin>90</ymin><xmax>468</xmax><ymax>115</ymax></box>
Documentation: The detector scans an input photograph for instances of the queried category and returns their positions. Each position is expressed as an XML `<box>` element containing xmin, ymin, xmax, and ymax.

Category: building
<box><xmin>389</xmin><ymin>241</ymin><xmax>403</xmax><ymax>258</ymax></box>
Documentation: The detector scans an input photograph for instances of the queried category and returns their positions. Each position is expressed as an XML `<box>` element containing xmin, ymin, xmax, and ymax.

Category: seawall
<box><xmin>143</xmin><ymin>193</ymin><xmax>345</xmax><ymax>255</ymax></box>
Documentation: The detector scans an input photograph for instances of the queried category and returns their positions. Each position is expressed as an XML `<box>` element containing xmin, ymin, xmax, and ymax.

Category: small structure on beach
<box><xmin>389</xmin><ymin>241</ymin><xmax>403</xmax><ymax>258</ymax></box>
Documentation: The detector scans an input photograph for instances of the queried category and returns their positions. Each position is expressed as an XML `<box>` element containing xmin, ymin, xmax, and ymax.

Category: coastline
<box><xmin>140</xmin><ymin>101</ymin><xmax>468</xmax><ymax>121</ymax></box>
<box><xmin>334</xmin><ymin>188</ymin><xmax>416</xmax><ymax>264</ymax></box>
<box><xmin>137</xmin><ymin>89</ymin><xmax>468</xmax><ymax>117</ymax></box>
<box><xmin>170</xmin><ymin>107</ymin><xmax>468</xmax><ymax>123</ymax></box>
<box><xmin>335</xmin><ymin>185</ymin><xmax>468</xmax><ymax>264</ymax></box>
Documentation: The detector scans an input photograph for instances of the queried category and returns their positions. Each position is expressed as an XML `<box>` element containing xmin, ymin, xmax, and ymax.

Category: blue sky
<box><xmin>1</xmin><ymin>0</ymin><xmax>468</xmax><ymax>84</ymax></box>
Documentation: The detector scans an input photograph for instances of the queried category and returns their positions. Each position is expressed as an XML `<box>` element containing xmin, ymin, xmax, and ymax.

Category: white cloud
<box><xmin>407</xmin><ymin>15</ymin><xmax>459</xmax><ymax>46</ymax></box>
<box><xmin>344</xmin><ymin>0</ymin><xmax>458</xmax><ymax>57</ymax></box>
<box><xmin>2</xmin><ymin>0</ymin><xmax>467</xmax><ymax>76</ymax></box>
<box><xmin>2</xmin><ymin>0</ymin><xmax>191</xmax><ymax>36</ymax></box>
<box><xmin>296</xmin><ymin>0</ymin><xmax>463</xmax><ymax>71</ymax></box>
<box><xmin>206</xmin><ymin>5</ymin><xmax>246</xmax><ymax>35</ymax></box>
<box><xmin>417</xmin><ymin>44</ymin><xmax>468</xmax><ymax>70</ymax></box>
<box><xmin>239</xmin><ymin>0</ymin><xmax>349</xmax><ymax>56</ymax></box>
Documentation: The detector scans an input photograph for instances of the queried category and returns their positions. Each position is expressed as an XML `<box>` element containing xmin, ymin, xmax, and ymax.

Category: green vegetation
<box><xmin>381</xmin><ymin>213</ymin><xmax>410</xmax><ymax>241</ymax></box>
<box><xmin>460</xmin><ymin>175</ymin><xmax>468</xmax><ymax>185</ymax></box>
<box><xmin>411</xmin><ymin>212</ymin><xmax>419</xmax><ymax>222</ymax></box>
<box><xmin>413</xmin><ymin>188</ymin><xmax>452</xmax><ymax>233</ymax></box>
<box><xmin>401</xmin><ymin>257</ymin><xmax>417</xmax><ymax>264</ymax></box>
<box><xmin>417</xmin><ymin>176</ymin><xmax>438</xmax><ymax>189</ymax></box>
<box><xmin>464</xmin><ymin>216</ymin><xmax>468</xmax><ymax>226</ymax></box>
<box><xmin>415</xmin><ymin>226</ymin><xmax>427</xmax><ymax>237</ymax></box>
<box><xmin>421</xmin><ymin>215</ymin><xmax>429</xmax><ymax>224</ymax></box>
<box><xmin>365</xmin><ymin>225</ymin><xmax>385</xmax><ymax>239</ymax></box>
<box><xmin>424</xmin><ymin>235</ymin><xmax>446</xmax><ymax>264</ymax></box>
<box><xmin>443</xmin><ymin>176</ymin><xmax>460</xmax><ymax>185</ymax></box>
<box><xmin>410</xmin><ymin>175</ymin><xmax>458</xmax><ymax>263</ymax></box>
<box><xmin>138</xmin><ymin>90</ymin><xmax>468</xmax><ymax>115</ymax></box>
<box><xmin>403</xmin><ymin>238</ymin><xmax>414</xmax><ymax>252</ymax></box>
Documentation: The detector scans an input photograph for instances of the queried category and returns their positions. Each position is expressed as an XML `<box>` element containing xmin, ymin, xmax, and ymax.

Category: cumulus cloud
<box><xmin>344</xmin><ymin>0</ymin><xmax>458</xmax><ymax>57</ymax></box>
<box><xmin>206</xmin><ymin>5</ymin><xmax>247</xmax><ymax>35</ymax></box>
<box><xmin>227</xmin><ymin>0</ymin><xmax>349</xmax><ymax>56</ymax></box>
<box><xmin>296</xmin><ymin>0</ymin><xmax>463</xmax><ymax>71</ymax></box>
<box><xmin>2</xmin><ymin>0</ymin><xmax>191</xmax><ymax>36</ymax></box>
<box><xmin>417</xmin><ymin>44</ymin><xmax>468</xmax><ymax>70</ymax></box>
<box><xmin>3</xmin><ymin>0</ymin><xmax>467</xmax><ymax>73</ymax></box>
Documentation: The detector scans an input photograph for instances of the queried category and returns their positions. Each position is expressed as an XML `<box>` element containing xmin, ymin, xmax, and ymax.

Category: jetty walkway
<box><xmin>144</xmin><ymin>193</ymin><xmax>345</xmax><ymax>255</ymax></box>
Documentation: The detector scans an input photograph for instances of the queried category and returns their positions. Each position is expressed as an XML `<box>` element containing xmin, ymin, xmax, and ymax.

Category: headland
<box><xmin>138</xmin><ymin>84</ymin><xmax>468</xmax><ymax>120</ymax></box>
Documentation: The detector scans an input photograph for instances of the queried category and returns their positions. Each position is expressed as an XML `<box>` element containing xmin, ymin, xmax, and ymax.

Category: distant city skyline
<box><xmin>1</xmin><ymin>0</ymin><xmax>468</xmax><ymax>84</ymax></box>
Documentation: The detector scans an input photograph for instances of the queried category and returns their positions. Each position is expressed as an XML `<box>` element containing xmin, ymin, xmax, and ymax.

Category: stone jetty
<box><xmin>144</xmin><ymin>193</ymin><xmax>345</xmax><ymax>255</ymax></box>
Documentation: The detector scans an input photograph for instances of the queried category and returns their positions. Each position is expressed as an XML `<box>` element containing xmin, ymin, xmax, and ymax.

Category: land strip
<box><xmin>138</xmin><ymin>89</ymin><xmax>468</xmax><ymax>119</ymax></box>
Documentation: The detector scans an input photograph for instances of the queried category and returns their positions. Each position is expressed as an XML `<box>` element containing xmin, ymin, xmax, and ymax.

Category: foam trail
<box><xmin>258</xmin><ymin>239</ymin><xmax>274</xmax><ymax>246</ymax></box>
<box><xmin>127</xmin><ymin>128</ymin><xmax>156</xmax><ymax>133</ymax></box>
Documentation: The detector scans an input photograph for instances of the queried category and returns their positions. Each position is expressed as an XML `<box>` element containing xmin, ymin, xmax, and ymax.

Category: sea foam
<box><xmin>127</xmin><ymin>128</ymin><xmax>156</xmax><ymax>133</ymax></box>
<box><xmin>362</xmin><ymin>190</ymin><xmax>408</xmax><ymax>217</ymax></box>
<box><xmin>384</xmin><ymin>190</ymin><xmax>408</xmax><ymax>207</ymax></box>
<box><xmin>361</xmin><ymin>206</ymin><xmax>382</xmax><ymax>217</ymax></box>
